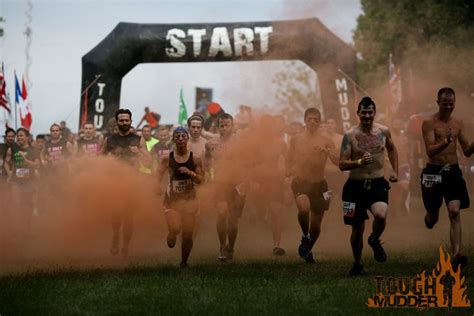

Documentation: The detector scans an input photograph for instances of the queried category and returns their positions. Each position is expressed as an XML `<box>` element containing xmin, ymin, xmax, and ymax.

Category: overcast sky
<box><xmin>0</xmin><ymin>0</ymin><xmax>361</xmax><ymax>134</ymax></box>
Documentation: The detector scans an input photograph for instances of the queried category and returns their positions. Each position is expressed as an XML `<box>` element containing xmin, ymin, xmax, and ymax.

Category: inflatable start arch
<box><xmin>80</xmin><ymin>18</ymin><xmax>357</xmax><ymax>131</ymax></box>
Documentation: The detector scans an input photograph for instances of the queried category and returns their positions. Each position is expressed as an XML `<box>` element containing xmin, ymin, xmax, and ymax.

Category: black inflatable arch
<box><xmin>80</xmin><ymin>18</ymin><xmax>357</xmax><ymax>131</ymax></box>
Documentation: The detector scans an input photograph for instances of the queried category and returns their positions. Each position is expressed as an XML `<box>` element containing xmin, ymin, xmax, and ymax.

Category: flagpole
<box><xmin>62</xmin><ymin>74</ymin><xmax>102</xmax><ymax>122</ymax></box>
<box><xmin>14</xmin><ymin>71</ymin><xmax>18</xmax><ymax>129</ymax></box>
<box><xmin>337</xmin><ymin>68</ymin><xmax>370</xmax><ymax>96</ymax></box>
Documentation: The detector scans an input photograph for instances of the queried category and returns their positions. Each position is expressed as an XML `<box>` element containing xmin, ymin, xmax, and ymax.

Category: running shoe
<box><xmin>167</xmin><ymin>232</ymin><xmax>177</xmax><ymax>248</ymax></box>
<box><xmin>273</xmin><ymin>247</ymin><xmax>286</xmax><ymax>256</ymax></box>
<box><xmin>217</xmin><ymin>246</ymin><xmax>227</xmax><ymax>262</ymax></box>
<box><xmin>110</xmin><ymin>238</ymin><xmax>119</xmax><ymax>255</ymax></box>
<box><xmin>298</xmin><ymin>235</ymin><xmax>311</xmax><ymax>259</ymax></box>
<box><xmin>452</xmin><ymin>253</ymin><xmax>468</xmax><ymax>271</ymax></box>
<box><xmin>424</xmin><ymin>213</ymin><xmax>435</xmax><ymax>229</ymax></box>
<box><xmin>368</xmin><ymin>234</ymin><xmax>387</xmax><ymax>262</ymax></box>
<box><xmin>349</xmin><ymin>262</ymin><xmax>364</xmax><ymax>276</ymax></box>
<box><xmin>305</xmin><ymin>252</ymin><xmax>315</xmax><ymax>263</ymax></box>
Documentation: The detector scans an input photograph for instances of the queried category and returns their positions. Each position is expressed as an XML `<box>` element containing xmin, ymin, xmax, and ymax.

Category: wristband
<box><xmin>357</xmin><ymin>159</ymin><xmax>363</xmax><ymax>166</ymax></box>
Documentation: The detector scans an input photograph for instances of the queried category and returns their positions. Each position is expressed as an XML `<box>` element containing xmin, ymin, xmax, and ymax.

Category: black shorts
<box><xmin>420</xmin><ymin>164</ymin><xmax>470</xmax><ymax>213</ymax></box>
<box><xmin>342</xmin><ymin>177</ymin><xmax>390</xmax><ymax>226</ymax></box>
<box><xmin>291</xmin><ymin>178</ymin><xmax>330</xmax><ymax>213</ymax></box>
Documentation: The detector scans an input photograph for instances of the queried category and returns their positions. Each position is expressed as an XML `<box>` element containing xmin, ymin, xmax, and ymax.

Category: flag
<box><xmin>0</xmin><ymin>63</ymin><xmax>11</xmax><ymax>114</ymax></box>
<box><xmin>15</xmin><ymin>73</ymin><xmax>32</xmax><ymax>130</ymax></box>
<box><xmin>178</xmin><ymin>87</ymin><xmax>188</xmax><ymax>126</ymax></box>
<box><xmin>388</xmin><ymin>53</ymin><xmax>402</xmax><ymax>116</ymax></box>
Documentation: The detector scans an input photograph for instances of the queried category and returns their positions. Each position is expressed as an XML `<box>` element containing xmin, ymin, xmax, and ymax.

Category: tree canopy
<box><xmin>354</xmin><ymin>0</ymin><xmax>474</xmax><ymax>113</ymax></box>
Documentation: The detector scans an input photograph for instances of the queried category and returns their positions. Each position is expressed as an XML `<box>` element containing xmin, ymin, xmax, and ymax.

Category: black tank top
<box><xmin>77</xmin><ymin>136</ymin><xmax>101</xmax><ymax>157</ymax></box>
<box><xmin>105</xmin><ymin>133</ymin><xmax>141</xmax><ymax>163</ymax></box>
<box><xmin>11</xmin><ymin>143</ymin><xmax>39</xmax><ymax>181</ymax></box>
<box><xmin>168</xmin><ymin>151</ymin><xmax>196</xmax><ymax>197</ymax></box>
<box><xmin>44</xmin><ymin>138</ymin><xmax>70</xmax><ymax>165</ymax></box>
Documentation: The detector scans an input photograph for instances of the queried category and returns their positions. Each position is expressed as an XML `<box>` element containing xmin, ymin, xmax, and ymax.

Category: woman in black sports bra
<box><xmin>157</xmin><ymin>127</ymin><xmax>204</xmax><ymax>268</ymax></box>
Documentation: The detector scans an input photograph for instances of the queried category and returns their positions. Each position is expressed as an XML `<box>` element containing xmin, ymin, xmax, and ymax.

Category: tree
<box><xmin>0</xmin><ymin>17</ymin><xmax>4</xmax><ymax>37</ymax></box>
<box><xmin>272</xmin><ymin>61</ymin><xmax>322</xmax><ymax>123</ymax></box>
<box><xmin>354</xmin><ymin>0</ymin><xmax>474</xmax><ymax>114</ymax></box>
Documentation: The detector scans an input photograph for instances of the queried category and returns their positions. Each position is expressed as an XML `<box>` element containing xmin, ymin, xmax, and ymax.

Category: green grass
<box><xmin>1</xmin><ymin>254</ymin><xmax>473</xmax><ymax>315</ymax></box>
<box><xmin>1</xmin><ymin>195</ymin><xmax>474</xmax><ymax>315</ymax></box>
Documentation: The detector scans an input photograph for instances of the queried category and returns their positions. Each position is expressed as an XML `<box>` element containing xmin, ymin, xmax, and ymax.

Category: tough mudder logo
<box><xmin>367</xmin><ymin>246</ymin><xmax>470</xmax><ymax>309</ymax></box>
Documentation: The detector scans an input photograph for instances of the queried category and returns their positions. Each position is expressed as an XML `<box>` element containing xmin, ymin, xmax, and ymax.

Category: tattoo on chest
<box><xmin>355</xmin><ymin>133</ymin><xmax>383</xmax><ymax>152</ymax></box>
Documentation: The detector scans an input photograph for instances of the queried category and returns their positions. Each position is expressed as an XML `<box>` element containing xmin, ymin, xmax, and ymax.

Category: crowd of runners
<box><xmin>1</xmin><ymin>87</ymin><xmax>473</xmax><ymax>274</ymax></box>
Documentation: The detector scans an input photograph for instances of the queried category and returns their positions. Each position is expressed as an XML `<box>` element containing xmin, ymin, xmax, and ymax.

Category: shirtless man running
<box><xmin>339</xmin><ymin>97</ymin><xmax>398</xmax><ymax>276</ymax></box>
<box><xmin>287</xmin><ymin>108</ymin><xmax>339</xmax><ymax>263</ymax></box>
<box><xmin>421</xmin><ymin>87</ymin><xmax>474</xmax><ymax>270</ymax></box>
<box><xmin>205</xmin><ymin>113</ymin><xmax>246</xmax><ymax>261</ymax></box>
<box><xmin>187</xmin><ymin>115</ymin><xmax>207</xmax><ymax>160</ymax></box>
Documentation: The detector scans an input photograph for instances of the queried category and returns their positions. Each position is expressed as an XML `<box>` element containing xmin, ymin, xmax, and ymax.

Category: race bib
<box><xmin>343</xmin><ymin>201</ymin><xmax>356</xmax><ymax>218</ymax></box>
<box><xmin>322</xmin><ymin>190</ymin><xmax>332</xmax><ymax>201</ymax></box>
<box><xmin>16</xmin><ymin>168</ymin><xmax>30</xmax><ymax>178</ymax></box>
<box><xmin>422</xmin><ymin>174</ymin><xmax>442</xmax><ymax>188</ymax></box>
<box><xmin>171</xmin><ymin>179</ymin><xmax>193</xmax><ymax>194</ymax></box>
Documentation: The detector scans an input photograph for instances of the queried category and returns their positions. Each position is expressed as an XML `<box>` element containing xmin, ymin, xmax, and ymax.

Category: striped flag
<box><xmin>0</xmin><ymin>63</ymin><xmax>11</xmax><ymax>114</ymax></box>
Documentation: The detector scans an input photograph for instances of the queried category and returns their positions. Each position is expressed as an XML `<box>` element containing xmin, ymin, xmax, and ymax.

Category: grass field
<box><xmin>0</xmin><ymin>254</ymin><xmax>473</xmax><ymax>315</ymax></box>
<box><xmin>1</xmin><ymin>197</ymin><xmax>474</xmax><ymax>315</ymax></box>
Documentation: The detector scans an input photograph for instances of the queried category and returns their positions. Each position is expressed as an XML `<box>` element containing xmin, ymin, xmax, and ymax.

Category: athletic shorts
<box><xmin>214</xmin><ymin>184</ymin><xmax>246</xmax><ymax>218</ymax></box>
<box><xmin>10</xmin><ymin>179</ymin><xmax>36</xmax><ymax>194</ymax></box>
<box><xmin>420</xmin><ymin>163</ymin><xmax>470</xmax><ymax>213</ymax></box>
<box><xmin>291</xmin><ymin>178</ymin><xmax>330</xmax><ymax>213</ymax></box>
<box><xmin>342</xmin><ymin>177</ymin><xmax>390</xmax><ymax>226</ymax></box>
<box><xmin>163</xmin><ymin>191</ymin><xmax>198</xmax><ymax>215</ymax></box>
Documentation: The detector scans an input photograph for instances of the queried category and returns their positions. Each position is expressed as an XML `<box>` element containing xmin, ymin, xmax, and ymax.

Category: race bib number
<box><xmin>422</xmin><ymin>174</ymin><xmax>442</xmax><ymax>188</ymax></box>
<box><xmin>343</xmin><ymin>201</ymin><xmax>356</xmax><ymax>218</ymax></box>
<box><xmin>16</xmin><ymin>168</ymin><xmax>30</xmax><ymax>178</ymax></box>
<box><xmin>171</xmin><ymin>179</ymin><xmax>193</xmax><ymax>194</ymax></box>
<box><xmin>323</xmin><ymin>190</ymin><xmax>332</xmax><ymax>201</ymax></box>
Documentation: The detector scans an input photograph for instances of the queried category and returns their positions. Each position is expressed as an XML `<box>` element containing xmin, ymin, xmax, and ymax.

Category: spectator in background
<box><xmin>139</xmin><ymin>125</ymin><xmax>159</xmax><ymax>175</ymax></box>
<box><xmin>104</xmin><ymin>118</ymin><xmax>118</xmax><ymax>139</ymax></box>
<box><xmin>153</xmin><ymin>126</ymin><xmax>173</xmax><ymax>161</ymax></box>
<box><xmin>137</xmin><ymin>106</ymin><xmax>161</xmax><ymax>130</ymax></box>
<box><xmin>204</xmin><ymin>102</ymin><xmax>225</xmax><ymax>133</ymax></box>
<box><xmin>60</xmin><ymin>121</ymin><xmax>72</xmax><ymax>142</ymax></box>
<box><xmin>77</xmin><ymin>122</ymin><xmax>102</xmax><ymax>157</ymax></box>
<box><xmin>1</xmin><ymin>128</ymin><xmax>16</xmax><ymax>180</ymax></box>
<box><xmin>234</xmin><ymin>105</ymin><xmax>253</xmax><ymax>130</ymax></box>
<box><xmin>33</xmin><ymin>134</ymin><xmax>46</xmax><ymax>152</ymax></box>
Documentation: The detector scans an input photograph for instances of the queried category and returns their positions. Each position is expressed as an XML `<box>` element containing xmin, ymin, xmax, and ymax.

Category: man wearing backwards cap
<box><xmin>156</xmin><ymin>127</ymin><xmax>204</xmax><ymax>268</ymax></box>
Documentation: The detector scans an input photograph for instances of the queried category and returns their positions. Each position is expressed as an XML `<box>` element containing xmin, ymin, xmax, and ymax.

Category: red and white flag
<box><xmin>0</xmin><ymin>63</ymin><xmax>11</xmax><ymax>114</ymax></box>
